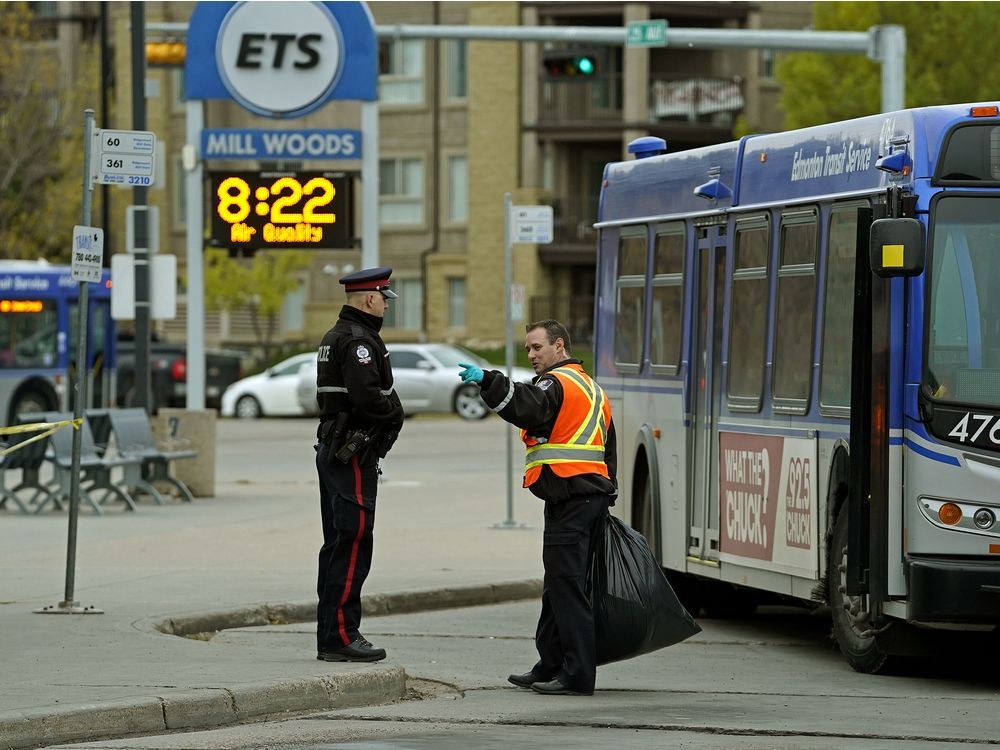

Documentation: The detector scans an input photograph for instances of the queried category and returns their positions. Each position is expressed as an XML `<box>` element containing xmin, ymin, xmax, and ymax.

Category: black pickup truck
<box><xmin>116</xmin><ymin>336</ymin><xmax>247</xmax><ymax>412</ymax></box>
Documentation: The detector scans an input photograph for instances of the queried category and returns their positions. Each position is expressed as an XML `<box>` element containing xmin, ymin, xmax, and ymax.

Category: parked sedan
<box><xmin>221</xmin><ymin>352</ymin><xmax>317</xmax><ymax>419</ymax></box>
<box><xmin>296</xmin><ymin>343</ymin><xmax>535</xmax><ymax>420</ymax></box>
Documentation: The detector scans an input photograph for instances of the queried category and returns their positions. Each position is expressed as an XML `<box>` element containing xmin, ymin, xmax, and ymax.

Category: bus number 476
<box><xmin>947</xmin><ymin>412</ymin><xmax>1000</xmax><ymax>445</ymax></box>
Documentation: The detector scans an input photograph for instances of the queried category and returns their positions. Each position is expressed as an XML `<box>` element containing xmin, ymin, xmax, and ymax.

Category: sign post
<box><xmin>495</xmin><ymin>196</ymin><xmax>554</xmax><ymax>530</ymax></box>
<box><xmin>35</xmin><ymin>110</ymin><xmax>105</xmax><ymax>616</ymax></box>
<box><xmin>36</xmin><ymin>117</ymin><xmax>157</xmax><ymax>617</ymax></box>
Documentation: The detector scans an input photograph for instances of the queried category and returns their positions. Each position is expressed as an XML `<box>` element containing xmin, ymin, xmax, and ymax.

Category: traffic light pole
<box><xmin>130</xmin><ymin>2</ymin><xmax>152</xmax><ymax>413</ymax></box>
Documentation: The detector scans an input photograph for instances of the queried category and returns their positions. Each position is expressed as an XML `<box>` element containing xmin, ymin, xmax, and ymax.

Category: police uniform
<box><xmin>315</xmin><ymin>267</ymin><xmax>403</xmax><ymax>662</ymax></box>
<box><xmin>478</xmin><ymin>357</ymin><xmax>617</xmax><ymax>695</ymax></box>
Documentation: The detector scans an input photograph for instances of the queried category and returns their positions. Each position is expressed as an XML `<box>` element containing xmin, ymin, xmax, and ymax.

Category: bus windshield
<box><xmin>927</xmin><ymin>195</ymin><xmax>1000</xmax><ymax>406</ymax></box>
<box><xmin>0</xmin><ymin>298</ymin><xmax>58</xmax><ymax>369</ymax></box>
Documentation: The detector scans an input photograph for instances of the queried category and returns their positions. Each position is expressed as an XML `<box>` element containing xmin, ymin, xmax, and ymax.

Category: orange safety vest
<box><xmin>521</xmin><ymin>363</ymin><xmax>611</xmax><ymax>487</ymax></box>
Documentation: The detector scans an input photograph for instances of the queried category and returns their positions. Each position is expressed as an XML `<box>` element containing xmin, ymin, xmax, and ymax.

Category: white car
<box><xmin>221</xmin><ymin>352</ymin><xmax>318</xmax><ymax>419</ymax></box>
<box><xmin>296</xmin><ymin>343</ymin><xmax>536</xmax><ymax>420</ymax></box>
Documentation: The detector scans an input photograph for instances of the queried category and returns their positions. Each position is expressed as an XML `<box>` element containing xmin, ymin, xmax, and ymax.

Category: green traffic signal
<box><xmin>575</xmin><ymin>56</ymin><xmax>595</xmax><ymax>75</ymax></box>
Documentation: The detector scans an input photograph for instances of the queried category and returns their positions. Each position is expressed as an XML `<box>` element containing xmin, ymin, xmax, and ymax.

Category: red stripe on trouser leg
<box><xmin>336</xmin><ymin>455</ymin><xmax>366</xmax><ymax>645</ymax></box>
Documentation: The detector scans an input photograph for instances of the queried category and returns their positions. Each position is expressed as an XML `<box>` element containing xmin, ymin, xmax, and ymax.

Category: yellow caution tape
<box><xmin>0</xmin><ymin>419</ymin><xmax>82</xmax><ymax>457</ymax></box>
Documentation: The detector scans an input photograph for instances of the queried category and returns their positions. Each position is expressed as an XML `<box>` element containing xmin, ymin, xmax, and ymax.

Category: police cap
<box><xmin>339</xmin><ymin>266</ymin><xmax>398</xmax><ymax>299</ymax></box>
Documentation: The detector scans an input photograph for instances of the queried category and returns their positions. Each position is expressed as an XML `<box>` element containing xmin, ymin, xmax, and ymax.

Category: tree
<box><xmin>0</xmin><ymin>3</ymin><xmax>100</xmax><ymax>260</ymax></box>
<box><xmin>776</xmin><ymin>2</ymin><xmax>1000</xmax><ymax>130</ymax></box>
<box><xmin>203</xmin><ymin>249</ymin><xmax>311</xmax><ymax>366</ymax></box>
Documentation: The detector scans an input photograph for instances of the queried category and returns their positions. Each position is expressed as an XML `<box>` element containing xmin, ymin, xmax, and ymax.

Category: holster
<box><xmin>334</xmin><ymin>428</ymin><xmax>375</xmax><ymax>464</ymax></box>
<box><xmin>320</xmin><ymin>412</ymin><xmax>350</xmax><ymax>466</ymax></box>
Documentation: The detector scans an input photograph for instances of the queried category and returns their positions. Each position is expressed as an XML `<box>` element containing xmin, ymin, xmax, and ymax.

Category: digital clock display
<box><xmin>209</xmin><ymin>171</ymin><xmax>353</xmax><ymax>251</ymax></box>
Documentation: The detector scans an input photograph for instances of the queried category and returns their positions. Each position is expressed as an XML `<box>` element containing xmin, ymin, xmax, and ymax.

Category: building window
<box><xmin>446</xmin><ymin>155</ymin><xmax>468</xmax><ymax>224</ymax></box>
<box><xmin>727</xmin><ymin>216</ymin><xmax>770</xmax><ymax>408</ymax></box>
<box><xmin>649</xmin><ymin>224</ymin><xmax>684</xmax><ymax>369</ymax></box>
<box><xmin>760</xmin><ymin>49</ymin><xmax>776</xmax><ymax>80</ymax></box>
<box><xmin>384</xmin><ymin>278</ymin><xmax>422</xmax><ymax>330</ymax></box>
<box><xmin>772</xmin><ymin>210</ymin><xmax>818</xmax><ymax>410</ymax></box>
<box><xmin>172</xmin><ymin>156</ymin><xmax>186</xmax><ymax>230</ymax></box>
<box><xmin>379</xmin><ymin>157</ymin><xmax>424</xmax><ymax>226</ymax></box>
<box><xmin>379</xmin><ymin>39</ymin><xmax>424</xmax><ymax>105</ymax></box>
<box><xmin>448</xmin><ymin>277</ymin><xmax>466</xmax><ymax>327</ymax></box>
<box><xmin>446</xmin><ymin>40</ymin><xmax>467</xmax><ymax>100</ymax></box>
<box><xmin>615</xmin><ymin>228</ymin><xmax>647</xmax><ymax>369</ymax></box>
<box><xmin>171</xmin><ymin>68</ymin><xmax>186</xmax><ymax>112</ymax></box>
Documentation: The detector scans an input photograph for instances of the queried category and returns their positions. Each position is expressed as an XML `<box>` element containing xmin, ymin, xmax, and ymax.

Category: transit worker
<box><xmin>314</xmin><ymin>266</ymin><xmax>404</xmax><ymax>662</ymax></box>
<box><xmin>458</xmin><ymin>319</ymin><xmax>617</xmax><ymax>696</ymax></box>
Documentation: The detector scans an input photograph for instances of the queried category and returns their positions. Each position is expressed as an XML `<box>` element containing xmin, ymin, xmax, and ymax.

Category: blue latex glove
<box><xmin>458</xmin><ymin>362</ymin><xmax>484</xmax><ymax>384</ymax></box>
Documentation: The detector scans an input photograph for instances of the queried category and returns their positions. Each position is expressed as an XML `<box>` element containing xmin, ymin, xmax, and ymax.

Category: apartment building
<box><xmin>100</xmin><ymin>1</ymin><xmax>812</xmax><ymax>355</ymax></box>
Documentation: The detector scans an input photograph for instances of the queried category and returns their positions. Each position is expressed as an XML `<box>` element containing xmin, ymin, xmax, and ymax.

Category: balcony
<box><xmin>535</xmin><ymin>73</ymin><xmax>744</xmax><ymax>131</ymax></box>
<box><xmin>538</xmin><ymin>74</ymin><xmax>623</xmax><ymax>126</ymax></box>
<box><xmin>649</xmin><ymin>75</ymin><xmax>745</xmax><ymax>126</ymax></box>
<box><xmin>529</xmin><ymin>295</ymin><xmax>595</xmax><ymax>347</ymax></box>
<box><xmin>552</xmin><ymin>194</ymin><xmax>597</xmax><ymax>244</ymax></box>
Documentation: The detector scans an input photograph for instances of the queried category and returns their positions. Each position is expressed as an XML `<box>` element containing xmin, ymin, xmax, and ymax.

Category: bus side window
<box><xmin>649</xmin><ymin>224</ymin><xmax>684</xmax><ymax>370</ymax></box>
<box><xmin>819</xmin><ymin>206</ymin><xmax>860</xmax><ymax>413</ymax></box>
<box><xmin>773</xmin><ymin>209</ymin><xmax>818</xmax><ymax>411</ymax></box>
<box><xmin>615</xmin><ymin>228</ymin><xmax>647</xmax><ymax>370</ymax></box>
<box><xmin>727</xmin><ymin>217</ymin><xmax>769</xmax><ymax>409</ymax></box>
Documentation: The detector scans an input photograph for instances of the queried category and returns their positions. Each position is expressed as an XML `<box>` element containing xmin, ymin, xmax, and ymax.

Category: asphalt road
<box><xmin>41</xmin><ymin>416</ymin><xmax>1000</xmax><ymax>750</ymax></box>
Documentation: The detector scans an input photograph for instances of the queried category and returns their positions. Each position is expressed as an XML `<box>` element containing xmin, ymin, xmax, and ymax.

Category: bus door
<box><xmin>689</xmin><ymin>221</ymin><xmax>728</xmax><ymax>561</ymax></box>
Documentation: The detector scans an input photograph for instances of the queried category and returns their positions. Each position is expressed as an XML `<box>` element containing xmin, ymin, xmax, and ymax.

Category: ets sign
<box><xmin>215</xmin><ymin>2</ymin><xmax>346</xmax><ymax>117</ymax></box>
<box><xmin>209</xmin><ymin>171</ymin><xmax>354</xmax><ymax>252</ymax></box>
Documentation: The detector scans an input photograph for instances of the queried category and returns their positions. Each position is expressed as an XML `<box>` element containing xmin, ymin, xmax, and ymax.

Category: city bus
<box><xmin>594</xmin><ymin>102</ymin><xmax>1000</xmax><ymax>672</ymax></box>
<box><xmin>0</xmin><ymin>261</ymin><xmax>115</xmax><ymax>426</ymax></box>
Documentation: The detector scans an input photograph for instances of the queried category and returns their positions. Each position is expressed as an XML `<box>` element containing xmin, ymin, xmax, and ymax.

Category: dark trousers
<box><xmin>316</xmin><ymin>441</ymin><xmax>378</xmax><ymax>650</ymax></box>
<box><xmin>532</xmin><ymin>494</ymin><xmax>609</xmax><ymax>693</ymax></box>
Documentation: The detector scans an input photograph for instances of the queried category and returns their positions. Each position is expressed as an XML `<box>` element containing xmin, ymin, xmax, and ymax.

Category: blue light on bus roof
<box><xmin>627</xmin><ymin>136</ymin><xmax>666</xmax><ymax>160</ymax></box>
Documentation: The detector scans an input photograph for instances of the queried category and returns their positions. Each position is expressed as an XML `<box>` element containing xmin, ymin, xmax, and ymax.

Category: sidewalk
<box><xmin>0</xmin><ymin>417</ymin><xmax>546</xmax><ymax>750</ymax></box>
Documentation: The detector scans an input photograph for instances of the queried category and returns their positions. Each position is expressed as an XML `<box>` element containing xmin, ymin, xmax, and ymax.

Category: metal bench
<box><xmin>26</xmin><ymin>411</ymin><xmax>142</xmax><ymax>514</ymax></box>
<box><xmin>106</xmin><ymin>408</ymin><xmax>197</xmax><ymax>503</ymax></box>
<box><xmin>0</xmin><ymin>421</ymin><xmax>60</xmax><ymax>514</ymax></box>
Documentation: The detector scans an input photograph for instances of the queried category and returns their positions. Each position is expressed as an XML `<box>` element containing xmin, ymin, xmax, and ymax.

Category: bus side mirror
<box><xmin>869</xmin><ymin>218</ymin><xmax>925</xmax><ymax>278</ymax></box>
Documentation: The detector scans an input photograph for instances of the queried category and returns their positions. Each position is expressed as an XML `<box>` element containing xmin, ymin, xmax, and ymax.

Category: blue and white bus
<box><xmin>594</xmin><ymin>103</ymin><xmax>1000</xmax><ymax>672</ymax></box>
<box><xmin>0</xmin><ymin>261</ymin><xmax>115</xmax><ymax>426</ymax></box>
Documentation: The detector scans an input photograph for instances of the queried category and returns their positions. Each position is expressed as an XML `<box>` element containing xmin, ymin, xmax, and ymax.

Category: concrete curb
<box><xmin>1</xmin><ymin>580</ymin><xmax>542</xmax><ymax>750</ymax></box>
<box><xmin>0</xmin><ymin>667</ymin><xmax>406</xmax><ymax>750</ymax></box>
<box><xmin>155</xmin><ymin>579</ymin><xmax>543</xmax><ymax>637</ymax></box>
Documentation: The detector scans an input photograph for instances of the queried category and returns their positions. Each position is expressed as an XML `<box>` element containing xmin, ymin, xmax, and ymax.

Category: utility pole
<box><xmin>130</xmin><ymin>2</ymin><xmax>151</xmax><ymax>411</ymax></box>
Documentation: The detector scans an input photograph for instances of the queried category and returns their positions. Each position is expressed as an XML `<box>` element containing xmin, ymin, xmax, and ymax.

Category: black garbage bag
<box><xmin>587</xmin><ymin>513</ymin><xmax>701</xmax><ymax>665</ymax></box>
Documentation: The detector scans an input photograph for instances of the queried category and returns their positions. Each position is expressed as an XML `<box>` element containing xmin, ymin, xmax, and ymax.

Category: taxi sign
<box><xmin>70</xmin><ymin>226</ymin><xmax>105</xmax><ymax>283</ymax></box>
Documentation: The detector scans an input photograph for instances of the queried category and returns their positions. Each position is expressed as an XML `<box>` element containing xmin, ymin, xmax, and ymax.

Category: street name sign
<box><xmin>201</xmin><ymin>128</ymin><xmax>361</xmax><ymax>160</ymax></box>
<box><xmin>510</xmin><ymin>205</ymin><xmax>553</xmax><ymax>244</ymax></box>
<box><xmin>70</xmin><ymin>226</ymin><xmax>105</xmax><ymax>283</ymax></box>
<box><xmin>626</xmin><ymin>19</ymin><xmax>668</xmax><ymax>48</ymax></box>
<box><xmin>92</xmin><ymin>129</ymin><xmax>157</xmax><ymax>186</ymax></box>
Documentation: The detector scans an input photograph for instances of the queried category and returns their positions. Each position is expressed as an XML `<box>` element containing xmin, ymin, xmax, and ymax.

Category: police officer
<box><xmin>458</xmin><ymin>319</ymin><xmax>617</xmax><ymax>696</ymax></box>
<box><xmin>315</xmin><ymin>267</ymin><xmax>404</xmax><ymax>662</ymax></box>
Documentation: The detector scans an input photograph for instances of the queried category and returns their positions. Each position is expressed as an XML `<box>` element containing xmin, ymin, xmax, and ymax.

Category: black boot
<box><xmin>317</xmin><ymin>635</ymin><xmax>386</xmax><ymax>662</ymax></box>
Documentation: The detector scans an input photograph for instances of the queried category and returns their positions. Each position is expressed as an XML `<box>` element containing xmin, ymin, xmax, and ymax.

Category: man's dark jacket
<box><xmin>478</xmin><ymin>357</ymin><xmax>617</xmax><ymax>504</ymax></box>
<box><xmin>317</xmin><ymin>305</ymin><xmax>403</xmax><ymax>451</ymax></box>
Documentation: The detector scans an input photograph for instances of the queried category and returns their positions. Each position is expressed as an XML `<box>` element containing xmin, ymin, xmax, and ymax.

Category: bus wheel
<box><xmin>634</xmin><ymin>466</ymin><xmax>659</xmax><ymax>559</ymax></box>
<box><xmin>10</xmin><ymin>388</ymin><xmax>52</xmax><ymax>423</ymax></box>
<box><xmin>829</xmin><ymin>503</ymin><xmax>892</xmax><ymax>673</ymax></box>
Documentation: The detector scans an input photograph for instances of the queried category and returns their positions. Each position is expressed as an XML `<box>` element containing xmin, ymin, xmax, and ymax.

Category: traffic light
<box><xmin>146</xmin><ymin>41</ymin><xmax>186</xmax><ymax>67</ymax></box>
<box><xmin>542</xmin><ymin>49</ymin><xmax>604</xmax><ymax>81</ymax></box>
